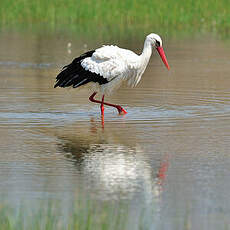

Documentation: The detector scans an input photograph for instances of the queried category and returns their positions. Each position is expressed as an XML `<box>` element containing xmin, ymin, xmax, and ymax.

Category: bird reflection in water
<box><xmin>56</xmin><ymin>119</ymin><xmax>169</xmax><ymax>201</ymax></box>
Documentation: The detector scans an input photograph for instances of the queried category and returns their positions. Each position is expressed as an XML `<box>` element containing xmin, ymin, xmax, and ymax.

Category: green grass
<box><xmin>0</xmin><ymin>0</ymin><xmax>230</xmax><ymax>39</ymax></box>
<box><xmin>0</xmin><ymin>199</ymin><xmax>125</xmax><ymax>230</ymax></box>
<box><xmin>0</xmin><ymin>197</ymin><xmax>154</xmax><ymax>230</ymax></box>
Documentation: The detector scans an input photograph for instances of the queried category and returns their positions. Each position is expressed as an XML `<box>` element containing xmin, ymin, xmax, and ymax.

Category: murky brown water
<box><xmin>1</xmin><ymin>31</ymin><xmax>230</xmax><ymax>229</ymax></box>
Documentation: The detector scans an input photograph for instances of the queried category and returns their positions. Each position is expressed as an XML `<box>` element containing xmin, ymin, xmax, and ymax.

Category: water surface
<box><xmin>0</xmin><ymin>32</ymin><xmax>230</xmax><ymax>229</ymax></box>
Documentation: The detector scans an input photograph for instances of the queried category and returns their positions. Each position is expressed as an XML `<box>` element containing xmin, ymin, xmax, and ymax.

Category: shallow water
<box><xmin>1</xmin><ymin>31</ymin><xmax>230</xmax><ymax>229</ymax></box>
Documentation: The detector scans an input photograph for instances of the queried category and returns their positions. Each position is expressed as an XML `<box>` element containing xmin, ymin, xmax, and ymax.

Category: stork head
<box><xmin>147</xmin><ymin>33</ymin><xmax>170</xmax><ymax>70</ymax></box>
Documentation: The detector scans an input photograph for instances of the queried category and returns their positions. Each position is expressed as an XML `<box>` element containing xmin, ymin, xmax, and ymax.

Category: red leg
<box><xmin>100</xmin><ymin>95</ymin><xmax>105</xmax><ymax>116</ymax></box>
<box><xmin>89</xmin><ymin>92</ymin><xmax>127</xmax><ymax>115</ymax></box>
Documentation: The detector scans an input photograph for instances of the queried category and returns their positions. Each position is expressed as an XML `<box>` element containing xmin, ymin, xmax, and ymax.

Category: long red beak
<box><xmin>156</xmin><ymin>46</ymin><xmax>170</xmax><ymax>70</ymax></box>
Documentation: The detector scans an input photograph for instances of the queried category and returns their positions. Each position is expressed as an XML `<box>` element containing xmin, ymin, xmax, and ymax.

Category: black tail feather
<box><xmin>54</xmin><ymin>50</ymin><xmax>108</xmax><ymax>89</ymax></box>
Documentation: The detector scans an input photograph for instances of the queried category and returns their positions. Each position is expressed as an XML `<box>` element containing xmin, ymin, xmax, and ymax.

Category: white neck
<box><xmin>140</xmin><ymin>38</ymin><xmax>152</xmax><ymax>65</ymax></box>
<box><xmin>127</xmin><ymin>38</ymin><xmax>153</xmax><ymax>87</ymax></box>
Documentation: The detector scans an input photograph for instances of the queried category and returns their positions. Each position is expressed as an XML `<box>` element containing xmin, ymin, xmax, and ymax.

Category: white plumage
<box><xmin>81</xmin><ymin>45</ymin><xmax>140</xmax><ymax>94</ymax></box>
<box><xmin>54</xmin><ymin>33</ymin><xmax>170</xmax><ymax>115</ymax></box>
<box><xmin>82</xmin><ymin>46</ymin><xmax>136</xmax><ymax>81</ymax></box>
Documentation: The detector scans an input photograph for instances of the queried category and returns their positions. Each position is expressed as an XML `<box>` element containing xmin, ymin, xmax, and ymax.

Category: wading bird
<box><xmin>54</xmin><ymin>33</ymin><xmax>170</xmax><ymax>116</ymax></box>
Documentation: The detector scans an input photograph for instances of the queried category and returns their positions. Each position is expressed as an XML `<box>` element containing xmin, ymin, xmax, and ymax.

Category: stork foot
<box><xmin>89</xmin><ymin>92</ymin><xmax>127</xmax><ymax>115</ymax></box>
<box><xmin>116</xmin><ymin>106</ymin><xmax>127</xmax><ymax>115</ymax></box>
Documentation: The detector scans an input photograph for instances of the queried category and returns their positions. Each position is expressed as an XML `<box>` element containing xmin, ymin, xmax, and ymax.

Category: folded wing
<box><xmin>54</xmin><ymin>46</ymin><xmax>138</xmax><ymax>89</ymax></box>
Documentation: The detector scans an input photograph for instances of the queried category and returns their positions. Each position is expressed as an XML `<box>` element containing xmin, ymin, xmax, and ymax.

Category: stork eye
<box><xmin>156</xmin><ymin>40</ymin><xmax>160</xmax><ymax>47</ymax></box>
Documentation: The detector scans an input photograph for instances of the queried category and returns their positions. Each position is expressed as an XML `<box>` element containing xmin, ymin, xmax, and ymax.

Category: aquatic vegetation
<box><xmin>0</xmin><ymin>0</ymin><xmax>230</xmax><ymax>39</ymax></box>
<box><xmin>0</xmin><ymin>196</ymin><xmax>155</xmax><ymax>230</ymax></box>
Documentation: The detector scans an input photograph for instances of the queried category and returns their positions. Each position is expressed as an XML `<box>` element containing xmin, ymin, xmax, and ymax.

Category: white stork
<box><xmin>54</xmin><ymin>33</ymin><xmax>170</xmax><ymax>116</ymax></box>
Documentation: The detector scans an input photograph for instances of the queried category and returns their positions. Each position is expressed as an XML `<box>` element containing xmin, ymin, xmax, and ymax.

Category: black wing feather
<box><xmin>54</xmin><ymin>50</ymin><xmax>109</xmax><ymax>88</ymax></box>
